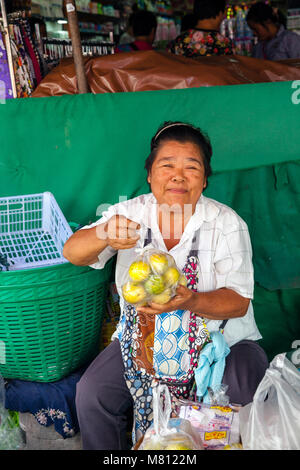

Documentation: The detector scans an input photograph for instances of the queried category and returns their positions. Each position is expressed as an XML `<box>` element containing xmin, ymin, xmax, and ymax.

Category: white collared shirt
<box><xmin>81</xmin><ymin>193</ymin><xmax>262</xmax><ymax>347</ymax></box>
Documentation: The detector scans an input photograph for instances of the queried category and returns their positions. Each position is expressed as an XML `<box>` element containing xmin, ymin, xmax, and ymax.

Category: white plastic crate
<box><xmin>0</xmin><ymin>192</ymin><xmax>73</xmax><ymax>271</ymax></box>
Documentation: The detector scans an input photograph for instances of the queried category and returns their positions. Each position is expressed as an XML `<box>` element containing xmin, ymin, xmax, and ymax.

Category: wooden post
<box><xmin>64</xmin><ymin>0</ymin><xmax>89</xmax><ymax>94</ymax></box>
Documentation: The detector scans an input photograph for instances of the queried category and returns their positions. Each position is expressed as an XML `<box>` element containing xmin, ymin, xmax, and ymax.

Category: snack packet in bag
<box><xmin>122</xmin><ymin>248</ymin><xmax>187</xmax><ymax>307</ymax></box>
<box><xmin>178</xmin><ymin>400</ymin><xmax>240</xmax><ymax>450</ymax></box>
<box><xmin>138</xmin><ymin>385</ymin><xmax>204</xmax><ymax>451</ymax></box>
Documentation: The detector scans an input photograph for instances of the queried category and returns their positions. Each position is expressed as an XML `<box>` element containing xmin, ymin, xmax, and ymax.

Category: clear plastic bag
<box><xmin>139</xmin><ymin>384</ymin><xmax>204</xmax><ymax>451</ymax></box>
<box><xmin>178</xmin><ymin>399</ymin><xmax>240</xmax><ymax>450</ymax></box>
<box><xmin>0</xmin><ymin>375</ymin><xmax>25</xmax><ymax>450</ymax></box>
<box><xmin>239</xmin><ymin>353</ymin><xmax>300</xmax><ymax>450</ymax></box>
<box><xmin>122</xmin><ymin>248</ymin><xmax>187</xmax><ymax>307</ymax></box>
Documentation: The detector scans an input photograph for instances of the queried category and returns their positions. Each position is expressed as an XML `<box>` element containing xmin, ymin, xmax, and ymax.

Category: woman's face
<box><xmin>247</xmin><ymin>20</ymin><xmax>276</xmax><ymax>41</ymax></box>
<box><xmin>147</xmin><ymin>139</ymin><xmax>207</xmax><ymax>212</ymax></box>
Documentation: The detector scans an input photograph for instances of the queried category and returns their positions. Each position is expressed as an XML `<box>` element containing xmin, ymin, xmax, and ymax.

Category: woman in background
<box><xmin>247</xmin><ymin>2</ymin><xmax>300</xmax><ymax>60</ymax></box>
<box><xmin>169</xmin><ymin>0</ymin><xmax>235</xmax><ymax>58</ymax></box>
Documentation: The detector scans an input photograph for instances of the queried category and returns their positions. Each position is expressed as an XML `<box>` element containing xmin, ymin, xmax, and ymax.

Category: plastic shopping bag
<box><xmin>0</xmin><ymin>375</ymin><xmax>25</xmax><ymax>450</ymax></box>
<box><xmin>178</xmin><ymin>400</ymin><xmax>240</xmax><ymax>450</ymax></box>
<box><xmin>138</xmin><ymin>384</ymin><xmax>204</xmax><ymax>450</ymax></box>
<box><xmin>239</xmin><ymin>353</ymin><xmax>300</xmax><ymax>450</ymax></box>
<box><xmin>122</xmin><ymin>248</ymin><xmax>186</xmax><ymax>307</ymax></box>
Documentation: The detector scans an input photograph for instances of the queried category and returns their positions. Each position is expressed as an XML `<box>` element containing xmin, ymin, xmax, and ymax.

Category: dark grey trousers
<box><xmin>75</xmin><ymin>338</ymin><xmax>269</xmax><ymax>450</ymax></box>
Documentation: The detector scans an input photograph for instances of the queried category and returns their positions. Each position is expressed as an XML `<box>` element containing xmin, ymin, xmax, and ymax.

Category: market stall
<box><xmin>1</xmin><ymin>77</ymin><xmax>300</xmax><ymax>361</ymax></box>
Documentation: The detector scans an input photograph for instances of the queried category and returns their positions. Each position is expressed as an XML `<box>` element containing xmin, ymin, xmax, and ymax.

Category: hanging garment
<box><xmin>194</xmin><ymin>330</ymin><xmax>230</xmax><ymax>403</ymax></box>
<box><xmin>4</xmin><ymin>366</ymin><xmax>87</xmax><ymax>438</ymax></box>
<box><xmin>9</xmin><ymin>24</ymin><xmax>33</xmax><ymax>97</ymax></box>
<box><xmin>0</xmin><ymin>32</ymin><xmax>13</xmax><ymax>99</ymax></box>
<box><xmin>21</xmin><ymin>26</ymin><xmax>42</xmax><ymax>85</ymax></box>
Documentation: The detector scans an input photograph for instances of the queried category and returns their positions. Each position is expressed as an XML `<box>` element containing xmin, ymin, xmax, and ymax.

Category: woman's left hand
<box><xmin>136</xmin><ymin>285</ymin><xmax>196</xmax><ymax>315</ymax></box>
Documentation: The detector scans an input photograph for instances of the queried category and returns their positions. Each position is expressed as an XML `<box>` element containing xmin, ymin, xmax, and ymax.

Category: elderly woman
<box><xmin>63</xmin><ymin>121</ymin><xmax>269</xmax><ymax>450</ymax></box>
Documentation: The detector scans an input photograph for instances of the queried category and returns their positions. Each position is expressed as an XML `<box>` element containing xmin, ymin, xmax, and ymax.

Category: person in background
<box><xmin>118</xmin><ymin>12</ymin><xmax>135</xmax><ymax>45</ymax></box>
<box><xmin>115</xmin><ymin>10</ymin><xmax>157</xmax><ymax>52</ymax></box>
<box><xmin>246</xmin><ymin>2</ymin><xmax>300</xmax><ymax>60</ymax></box>
<box><xmin>181</xmin><ymin>13</ymin><xmax>197</xmax><ymax>32</ymax></box>
<box><xmin>169</xmin><ymin>0</ymin><xmax>234</xmax><ymax>58</ymax></box>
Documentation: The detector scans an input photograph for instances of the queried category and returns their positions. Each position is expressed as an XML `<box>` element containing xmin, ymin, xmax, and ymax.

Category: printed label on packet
<box><xmin>210</xmin><ymin>406</ymin><xmax>232</xmax><ymax>413</ymax></box>
<box><xmin>204</xmin><ymin>431</ymin><xmax>227</xmax><ymax>441</ymax></box>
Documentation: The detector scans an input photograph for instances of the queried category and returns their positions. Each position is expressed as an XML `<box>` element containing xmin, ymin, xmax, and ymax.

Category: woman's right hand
<box><xmin>96</xmin><ymin>215</ymin><xmax>141</xmax><ymax>250</ymax></box>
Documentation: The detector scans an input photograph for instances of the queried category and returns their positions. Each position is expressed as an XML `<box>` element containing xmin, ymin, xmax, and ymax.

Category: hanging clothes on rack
<box><xmin>9</xmin><ymin>22</ymin><xmax>34</xmax><ymax>97</ymax></box>
<box><xmin>43</xmin><ymin>38</ymin><xmax>115</xmax><ymax>63</ymax></box>
<box><xmin>0</xmin><ymin>10</ymin><xmax>45</xmax><ymax>98</ymax></box>
<box><xmin>0</xmin><ymin>31</ymin><xmax>13</xmax><ymax>99</ymax></box>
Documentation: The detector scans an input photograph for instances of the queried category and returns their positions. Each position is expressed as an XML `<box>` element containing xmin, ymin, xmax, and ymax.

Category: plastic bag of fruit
<box><xmin>122</xmin><ymin>249</ymin><xmax>187</xmax><ymax>307</ymax></box>
<box><xmin>138</xmin><ymin>384</ymin><xmax>204</xmax><ymax>451</ymax></box>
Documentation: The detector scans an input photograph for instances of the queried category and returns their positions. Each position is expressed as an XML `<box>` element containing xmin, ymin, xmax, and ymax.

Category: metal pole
<box><xmin>64</xmin><ymin>0</ymin><xmax>89</xmax><ymax>94</ymax></box>
<box><xmin>0</xmin><ymin>0</ymin><xmax>17</xmax><ymax>98</ymax></box>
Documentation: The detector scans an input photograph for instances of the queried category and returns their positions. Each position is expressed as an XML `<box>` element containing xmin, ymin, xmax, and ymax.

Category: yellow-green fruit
<box><xmin>163</xmin><ymin>267</ymin><xmax>180</xmax><ymax>287</ymax></box>
<box><xmin>164</xmin><ymin>443</ymin><xmax>192</xmax><ymax>450</ymax></box>
<box><xmin>128</xmin><ymin>260</ymin><xmax>151</xmax><ymax>282</ymax></box>
<box><xmin>122</xmin><ymin>282</ymin><xmax>147</xmax><ymax>305</ymax></box>
<box><xmin>144</xmin><ymin>275</ymin><xmax>165</xmax><ymax>295</ymax></box>
<box><xmin>151</xmin><ymin>288</ymin><xmax>172</xmax><ymax>305</ymax></box>
<box><xmin>149</xmin><ymin>253</ymin><xmax>169</xmax><ymax>275</ymax></box>
<box><xmin>143</xmin><ymin>442</ymin><xmax>164</xmax><ymax>450</ymax></box>
<box><xmin>178</xmin><ymin>274</ymin><xmax>187</xmax><ymax>287</ymax></box>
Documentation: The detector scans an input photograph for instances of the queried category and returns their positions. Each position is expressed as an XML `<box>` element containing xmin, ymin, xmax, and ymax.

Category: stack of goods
<box><xmin>220</xmin><ymin>5</ymin><xmax>255</xmax><ymax>57</ymax></box>
<box><xmin>76</xmin><ymin>0</ymin><xmax>120</xmax><ymax>18</ymax></box>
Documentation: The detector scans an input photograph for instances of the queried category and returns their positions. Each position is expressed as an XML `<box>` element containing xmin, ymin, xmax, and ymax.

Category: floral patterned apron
<box><xmin>119</xmin><ymin>228</ymin><xmax>227</xmax><ymax>443</ymax></box>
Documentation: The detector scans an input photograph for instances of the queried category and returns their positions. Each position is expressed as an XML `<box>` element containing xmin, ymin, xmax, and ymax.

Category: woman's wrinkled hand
<box><xmin>136</xmin><ymin>284</ymin><xmax>197</xmax><ymax>315</ymax></box>
<box><xmin>96</xmin><ymin>215</ymin><xmax>140</xmax><ymax>250</ymax></box>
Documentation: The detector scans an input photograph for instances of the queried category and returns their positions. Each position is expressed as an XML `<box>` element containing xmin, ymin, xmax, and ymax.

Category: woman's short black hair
<box><xmin>130</xmin><ymin>10</ymin><xmax>157</xmax><ymax>36</ymax></box>
<box><xmin>246</xmin><ymin>2</ymin><xmax>287</xmax><ymax>28</ymax></box>
<box><xmin>145</xmin><ymin>121</ymin><xmax>213</xmax><ymax>190</ymax></box>
<box><xmin>194</xmin><ymin>0</ymin><xmax>226</xmax><ymax>21</ymax></box>
<box><xmin>181</xmin><ymin>13</ymin><xmax>197</xmax><ymax>32</ymax></box>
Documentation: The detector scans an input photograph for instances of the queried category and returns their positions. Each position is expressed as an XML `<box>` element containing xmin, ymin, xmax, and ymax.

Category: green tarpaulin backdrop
<box><xmin>1</xmin><ymin>80</ymin><xmax>300</xmax><ymax>360</ymax></box>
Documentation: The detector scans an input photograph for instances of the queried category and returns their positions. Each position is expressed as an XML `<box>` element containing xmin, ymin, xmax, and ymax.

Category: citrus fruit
<box><xmin>144</xmin><ymin>274</ymin><xmax>165</xmax><ymax>295</ymax></box>
<box><xmin>128</xmin><ymin>260</ymin><xmax>151</xmax><ymax>282</ymax></box>
<box><xmin>122</xmin><ymin>282</ymin><xmax>147</xmax><ymax>305</ymax></box>
<box><xmin>164</xmin><ymin>443</ymin><xmax>192</xmax><ymax>450</ymax></box>
<box><xmin>149</xmin><ymin>253</ymin><xmax>169</xmax><ymax>275</ymax></box>
<box><xmin>178</xmin><ymin>274</ymin><xmax>187</xmax><ymax>287</ymax></box>
<box><xmin>151</xmin><ymin>288</ymin><xmax>172</xmax><ymax>305</ymax></box>
<box><xmin>163</xmin><ymin>267</ymin><xmax>180</xmax><ymax>287</ymax></box>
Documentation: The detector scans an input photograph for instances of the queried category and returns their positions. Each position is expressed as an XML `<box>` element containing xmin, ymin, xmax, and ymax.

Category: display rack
<box><xmin>43</xmin><ymin>35</ymin><xmax>115</xmax><ymax>61</ymax></box>
<box><xmin>287</xmin><ymin>8</ymin><xmax>300</xmax><ymax>32</ymax></box>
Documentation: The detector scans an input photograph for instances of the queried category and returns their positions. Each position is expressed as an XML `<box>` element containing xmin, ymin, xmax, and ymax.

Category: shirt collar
<box><xmin>184</xmin><ymin>194</ymin><xmax>220</xmax><ymax>235</ymax></box>
<box><xmin>275</xmin><ymin>25</ymin><xmax>286</xmax><ymax>38</ymax></box>
<box><xmin>145</xmin><ymin>193</ymin><xmax>220</xmax><ymax>234</ymax></box>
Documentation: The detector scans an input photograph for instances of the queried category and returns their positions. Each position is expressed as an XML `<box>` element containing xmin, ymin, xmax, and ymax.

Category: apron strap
<box><xmin>219</xmin><ymin>319</ymin><xmax>228</xmax><ymax>332</ymax></box>
<box><xmin>143</xmin><ymin>227</ymin><xmax>152</xmax><ymax>248</ymax></box>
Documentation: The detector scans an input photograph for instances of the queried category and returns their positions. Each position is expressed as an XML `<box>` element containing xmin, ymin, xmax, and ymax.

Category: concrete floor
<box><xmin>19</xmin><ymin>413</ymin><xmax>83</xmax><ymax>450</ymax></box>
